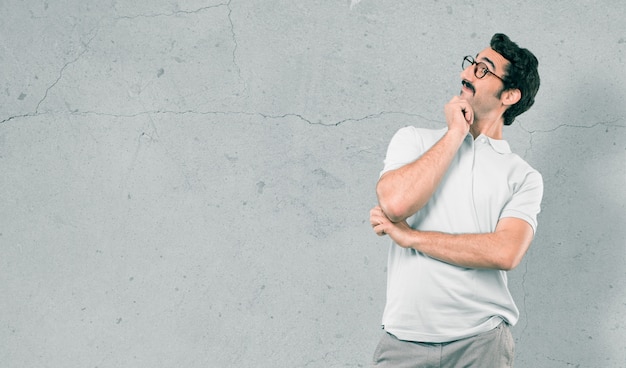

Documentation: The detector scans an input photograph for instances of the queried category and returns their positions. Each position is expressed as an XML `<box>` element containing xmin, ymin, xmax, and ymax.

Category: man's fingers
<box><xmin>370</xmin><ymin>205</ymin><xmax>390</xmax><ymax>236</ymax></box>
<box><xmin>460</xmin><ymin>104</ymin><xmax>473</xmax><ymax>124</ymax></box>
<box><xmin>374</xmin><ymin>224</ymin><xmax>387</xmax><ymax>236</ymax></box>
<box><xmin>370</xmin><ymin>206</ymin><xmax>387</xmax><ymax>224</ymax></box>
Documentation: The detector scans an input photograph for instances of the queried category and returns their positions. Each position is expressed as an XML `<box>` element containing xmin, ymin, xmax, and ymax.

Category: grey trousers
<box><xmin>371</xmin><ymin>322</ymin><xmax>515</xmax><ymax>368</ymax></box>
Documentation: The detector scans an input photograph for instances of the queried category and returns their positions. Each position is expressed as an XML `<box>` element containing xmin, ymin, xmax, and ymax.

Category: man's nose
<box><xmin>460</xmin><ymin>65</ymin><xmax>475</xmax><ymax>81</ymax></box>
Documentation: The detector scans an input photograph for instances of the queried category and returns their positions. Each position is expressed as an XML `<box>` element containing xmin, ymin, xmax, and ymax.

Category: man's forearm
<box><xmin>377</xmin><ymin>129</ymin><xmax>466</xmax><ymax>222</ymax></box>
<box><xmin>370</xmin><ymin>207</ymin><xmax>534</xmax><ymax>271</ymax></box>
<box><xmin>397</xmin><ymin>219</ymin><xmax>533</xmax><ymax>270</ymax></box>
<box><xmin>409</xmin><ymin>231</ymin><xmax>516</xmax><ymax>270</ymax></box>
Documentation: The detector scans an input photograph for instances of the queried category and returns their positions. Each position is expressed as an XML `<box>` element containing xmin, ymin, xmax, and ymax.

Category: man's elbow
<box><xmin>378</xmin><ymin>201</ymin><xmax>408</xmax><ymax>223</ymax></box>
<box><xmin>497</xmin><ymin>257</ymin><xmax>519</xmax><ymax>271</ymax></box>
<box><xmin>376</xmin><ymin>189</ymin><xmax>409</xmax><ymax>223</ymax></box>
<box><xmin>493</xmin><ymin>220</ymin><xmax>534</xmax><ymax>271</ymax></box>
<box><xmin>497</xmin><ymin>245</ymin><xmax>529</xmax><ymax>271</ymax></box>
<box><xmin>376</xmin><ymin>180</ymin><xmax>414</xmax><ymax>221</ymax></box>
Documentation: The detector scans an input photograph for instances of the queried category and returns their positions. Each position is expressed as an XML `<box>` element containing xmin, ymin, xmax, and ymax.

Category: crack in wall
<box><xmin>65</xmin><ymin>109</ymin><xmax>313</xmax><ymax>124</ymax></box>
<box><xmin>519</xmin><ymin>119</ymin><xmax>626</xmax><ymax>134</ymax></box>
<box><xmin>518</xmin><ymin>119</ymin><xmax>626</xmax><ymax>158</ymax></box>
<box><xmin>1</xmin><ymin>113</ymin><xmax>36</xmax><ymax>125</ymax></box>
<box><xmin>0</xmin><ymin>25</ymin><xmax>100</xmax><ymax>125</ymax></box>
<box><xmin>225</xmin><ymin>0</ymin><xmax>246</xmax><ymax>95</ymax></box>
<box><xmin>225</xmin><ymin>1</ymin><xmax>239</xmax><ymax>75</ymax></box>
<box><xmin>113</xmin><ymin>1</ymin><xmax>244</xmax><ymax>93</ymax></box>
<box><xmin>2</xmin><ymin>3</ymin><xmax>242</xmax><ymax>125</ymax></box>
<box><xmin>5</xmin><ymin>107</ymin><xmax>625</xmax><ymax>136</ymax></box>
<box><xmin>114</xmin><ymin>3</ymin><xmax>230</xmax><ymax>20</ymax></box>
<box><xmin>328</xmin><ymin>111</ymin><xmax>441</xmax><ymax>126</ymax></box>
<box><xmin>546</xmin><ymin>355</ymin><xmax>581</xmax><ymax>367</ymax></box>
<box><xmin>520</xmin><ymin>259</ymin><xmax>529</xmax><ymax>343</ymax></box>
<box><xmin>65</xmin><ymin>109</ymin><xmax>439</xmax><ymax>127</ymax></box>
<box><xmin>34</xmin><ymin>27</ymin><xmax>100</xmax><ymax>114</ymax></box>
<box><xmin>1</xmin><ymin>25</ymin><xmax>100</xmax><ymax>124</ymax></box>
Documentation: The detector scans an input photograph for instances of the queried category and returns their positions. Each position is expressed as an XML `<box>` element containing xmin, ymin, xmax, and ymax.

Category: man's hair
<box><xmin>490</xmin><ymin>33</ymin><xmax>540</xmax><ymax>126</ymax></box>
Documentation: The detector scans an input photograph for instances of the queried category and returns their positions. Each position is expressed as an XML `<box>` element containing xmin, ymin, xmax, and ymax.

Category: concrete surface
<box><xmin>1</xmin><ymin>0</ymin><xmax>625</xmax><ymax>367</ymax></box>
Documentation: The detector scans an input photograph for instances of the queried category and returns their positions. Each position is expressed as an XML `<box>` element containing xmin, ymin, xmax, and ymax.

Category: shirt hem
<box><xmin>383</xmin><ymin>316</ymin><xmax>504</xmax><ymax>343</ymax></box>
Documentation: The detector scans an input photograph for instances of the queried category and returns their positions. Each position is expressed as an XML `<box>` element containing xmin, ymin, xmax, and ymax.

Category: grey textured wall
<box><xmin>1</xmin><ymin>0</ymin><xmax>625</xmax><ymax>367</ymax></box>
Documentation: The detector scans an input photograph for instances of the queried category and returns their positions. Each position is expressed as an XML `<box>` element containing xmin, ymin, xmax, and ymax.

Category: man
<box><xmin>369</xmin><ymin>34</ymin><xmax>542</xmax><ymax>367</ymax></box>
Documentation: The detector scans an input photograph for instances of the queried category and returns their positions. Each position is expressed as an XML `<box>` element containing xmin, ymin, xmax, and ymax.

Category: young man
<box><xmin>369</xmin><ymin>34</ymin><xmax>542</xmax><ymax>367</ymax></box>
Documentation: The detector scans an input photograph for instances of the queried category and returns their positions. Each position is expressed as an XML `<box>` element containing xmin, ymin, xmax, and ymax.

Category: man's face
<box><xmin>460</xmin><ymin>47</ymin><xmax>509</xmax><ymax>117</ymax></box>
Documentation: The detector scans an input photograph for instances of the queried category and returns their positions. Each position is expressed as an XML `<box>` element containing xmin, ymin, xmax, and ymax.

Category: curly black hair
<box><xmin>490</xmin><ymin>34</ymin><xmax>540</xmax><ymax>126</ymax></box>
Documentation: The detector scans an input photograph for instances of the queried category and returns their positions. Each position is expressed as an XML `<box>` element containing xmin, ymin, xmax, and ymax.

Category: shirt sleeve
<box><xmin>380</xmin><ymin>126</ymin><xmax>426</xmax><ymax>177</ymax></box>
<box><xmin>499</xmin><ymin>170</ymin><xmax>544</xmax><ymax>233</ymax></box>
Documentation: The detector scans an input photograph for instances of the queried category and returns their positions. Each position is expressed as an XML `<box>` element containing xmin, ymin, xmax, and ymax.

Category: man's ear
<box><xmin>502</xmin><ymin>88</ymin><xmax>521</xmax><ymax>107</ymax></box>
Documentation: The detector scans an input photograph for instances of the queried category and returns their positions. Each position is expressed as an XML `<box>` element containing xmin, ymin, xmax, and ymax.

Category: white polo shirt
<box><xmin>380</xmin><ymin>126</ymin><xmax>543</xmax><ymax>343</ymax></box>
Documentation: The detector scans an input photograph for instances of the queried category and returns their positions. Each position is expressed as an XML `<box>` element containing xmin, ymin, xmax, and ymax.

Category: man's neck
<box><xmin>470</xmin><ymin>114</ymin><xmax>505</xmax><ymax>140</ymax></box>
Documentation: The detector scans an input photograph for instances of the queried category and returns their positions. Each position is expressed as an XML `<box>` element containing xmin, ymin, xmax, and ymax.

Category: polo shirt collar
<box><xmin>472</xmin><ymin>134</ymin><xmax>512</xmax><ymax>154</ymax></box>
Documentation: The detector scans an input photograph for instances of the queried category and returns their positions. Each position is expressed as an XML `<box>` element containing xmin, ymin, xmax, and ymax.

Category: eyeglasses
<box><xmin>462</xmin><ymin>56</ymin><xmax>504</xmax><ymax>83</ymax></box>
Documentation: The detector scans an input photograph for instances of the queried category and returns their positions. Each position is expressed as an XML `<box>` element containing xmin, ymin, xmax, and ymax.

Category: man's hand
<box><xmin>444</xmin><ymin>96</ymin><xmax>473</xmax><ymax>137</ymax></box>
<box><xmin>369</xmin><ymin>205</ymin><xmax>414</xmax><ymax>248</ymax></box>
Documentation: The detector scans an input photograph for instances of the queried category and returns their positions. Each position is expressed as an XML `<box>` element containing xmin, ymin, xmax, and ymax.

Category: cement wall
<box><xmin>1</xmin><ymin>0</ymin><xmax>625</xmax><ymax>367</ymax></box>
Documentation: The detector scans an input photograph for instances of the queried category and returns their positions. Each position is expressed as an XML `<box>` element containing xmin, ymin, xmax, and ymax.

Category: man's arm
<box><xmin>377</xmin><ymin>97</ymin><xmax>473</xmax><ymax>222</ymax></box>
<box><xmin>370</xmin><ymin>206</ymin><xmax>534</xmax><ymax>270</ymax></box>
<box><xmin>377</xmin><ymin>129</ymin><xmax>465</xmax><ymax>222</ymax></box>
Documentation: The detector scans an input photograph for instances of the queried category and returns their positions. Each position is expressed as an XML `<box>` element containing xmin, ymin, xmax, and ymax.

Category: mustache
<box><xmin>462</xmin><ymin>80</ymin><xmax>475</xmax><ymax>94</ymax></box>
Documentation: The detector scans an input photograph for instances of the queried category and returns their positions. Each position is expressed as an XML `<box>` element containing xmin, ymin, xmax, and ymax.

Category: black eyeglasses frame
<box><xmin>462</xmin><ymin>55</ymin><xmax>505</xmax><ymax>83</ymax></box>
